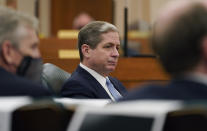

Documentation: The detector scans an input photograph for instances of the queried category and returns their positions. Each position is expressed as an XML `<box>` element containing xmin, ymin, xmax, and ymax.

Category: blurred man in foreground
<box><xmin>0</xmin><ymin>6</ymin><xmax>51</xmax><ymax>97</ymax></box>
<box><xmin>122</xmin><ymin>0</ymin><xmax>207</xmax><ymax>100</ymax></box>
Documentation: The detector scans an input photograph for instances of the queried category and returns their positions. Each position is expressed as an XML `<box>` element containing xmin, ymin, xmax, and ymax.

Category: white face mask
<box><xmin>16</xmin><ymin>56</ymin><xmax>43</xmax><ymax>84</ymax></box>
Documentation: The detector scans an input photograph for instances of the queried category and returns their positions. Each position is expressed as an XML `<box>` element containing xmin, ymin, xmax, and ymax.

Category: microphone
<box><xmin>123</xmin><ymin>0</ymin><xmax>128</xmax><ymax>57</ymax></box>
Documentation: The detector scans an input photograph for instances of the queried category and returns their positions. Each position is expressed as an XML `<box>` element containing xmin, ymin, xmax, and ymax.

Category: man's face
<box><xmin>17</xmin><ymin>27</ymin><xmax>40</xmax><ymax>58</ymax></box>
<box><xmin>12</xmin><ymin>26</ymin><xmax>40</xmax><ymax>72</ymax></box>
<box><xmin>87</xmin><ymin>31</ymin><xmax>120</xmax><ymax>76</ymax></box>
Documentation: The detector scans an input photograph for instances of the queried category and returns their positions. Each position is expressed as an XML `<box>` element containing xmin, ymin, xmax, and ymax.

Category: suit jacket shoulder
<box><xmin>61</xmin><ymin>66</ymin><xmax>127</xmax><ymax>99</ymax></box>
<box><xmin>0</xmin><ymin>67</ymin><xmax>52</xmax><ymax>97</ymax></box>
<box><xmin>121</xmin><ymin>79</ymin><xmax>207</xmax><ymax>101</ymax></box>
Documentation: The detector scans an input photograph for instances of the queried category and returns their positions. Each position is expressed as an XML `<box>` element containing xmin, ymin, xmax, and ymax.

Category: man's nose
<box><xmin>32</xmin><ymin>49</ymin><xmax>41</xmax><ymax>58</ymax></box>
<box><xmin>112</xmin><ymin>47</ymin><xmax>119</xmax><ymax>57</ymax></box>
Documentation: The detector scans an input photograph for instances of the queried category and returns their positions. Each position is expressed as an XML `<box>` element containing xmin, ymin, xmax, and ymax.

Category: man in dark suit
<box><xmin>0</xmin><ymin>6</ymin><xmax>51</xmax><ymax>97</ymax></box>
<box><xmin>61</xmin><ymin>21</ymin><xmax>127</xmax><ymax>101</ymax></box>
<box><xmin>122</xmin><ymin>0</ymin><xmax>207</xmax><ymax>101</ymax></box>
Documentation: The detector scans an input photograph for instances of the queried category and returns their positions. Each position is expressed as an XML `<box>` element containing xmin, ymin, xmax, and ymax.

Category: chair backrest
<box><xmin>12</xmin><ymin>99</ymin><xmax>73</xmax><ymax>131</ymax></box>
<box><xmin>163</xmin><ymin>108</ymin><xmax>207</xmax><ymax>131</ymax></box>
<box><xmin>42</xmin><ymin>63</ymin><xmax>71</xmax><ymax>95</ymax></box>
<box><xmin>67</xmin><ymin>100</ymin><xmax>178</xmax><ymax>131</ymax></box>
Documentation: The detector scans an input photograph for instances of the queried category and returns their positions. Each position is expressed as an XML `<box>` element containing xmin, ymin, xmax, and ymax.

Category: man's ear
<box><xmin>1</xmin><ymin>41</ymin><xmax>16</xmax><ymax>64</ymax></box>
<box><xmin>81</xmin><ymin>44</ymin><xmax>91</xmax><ymax>58</ymax></box>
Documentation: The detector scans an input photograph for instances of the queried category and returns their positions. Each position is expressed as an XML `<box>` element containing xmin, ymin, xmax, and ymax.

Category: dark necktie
<box><xmin>106</xmin><ymin>78</ymin><xmax>122</xmax><ymax>101</ymax></box>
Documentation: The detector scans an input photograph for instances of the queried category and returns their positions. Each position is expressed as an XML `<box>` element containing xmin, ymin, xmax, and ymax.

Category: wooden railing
<box><xmin>39</xmin><ymin>38</ymin><xmax>78</xmax><ymax>59</ymax></box>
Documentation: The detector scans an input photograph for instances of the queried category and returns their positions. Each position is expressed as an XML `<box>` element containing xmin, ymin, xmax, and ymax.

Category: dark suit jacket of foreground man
<box><xmin>0</xmin><ymin>67</ymin><xmax>51</xmax><ymax>97</ymax></box>
<box><xmin>61</xmin><ymin>65</ymin><xmax>127</xmax><ymax>99</ymax></box>
<box><xmin>122</xmin><ymin>78</ymin><xmax>207</xmax><ymax>101</ymax></box>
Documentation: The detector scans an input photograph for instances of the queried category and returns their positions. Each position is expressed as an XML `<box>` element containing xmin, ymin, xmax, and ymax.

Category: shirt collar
<box><xmin>184</xmin><ymin>72</ymin><xmax>207</xmax><ymax>86</ymax></box>
<box><xmin>80</xmin><ymin>63</ymin><xmax>107</xmax><ymax>87</ymax></box>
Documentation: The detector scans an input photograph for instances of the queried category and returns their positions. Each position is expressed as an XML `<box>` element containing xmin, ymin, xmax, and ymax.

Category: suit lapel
<box><xmin>77</xmin><ymin>66</ymin><xmax>111</xmax><ymax>98</ymax></box>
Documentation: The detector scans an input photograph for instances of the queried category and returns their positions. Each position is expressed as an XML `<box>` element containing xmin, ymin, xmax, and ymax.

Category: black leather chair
<box><xmin>42</xmin><ymin>63</ymin><xmax>71</xmax><ymax>96</ymax></box>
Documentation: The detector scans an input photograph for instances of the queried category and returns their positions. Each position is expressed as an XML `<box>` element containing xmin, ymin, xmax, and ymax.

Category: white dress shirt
<box><xmin>80</xmin><ymin>63</ymin><xmax>115</xmax><ymax>101</ymax></box>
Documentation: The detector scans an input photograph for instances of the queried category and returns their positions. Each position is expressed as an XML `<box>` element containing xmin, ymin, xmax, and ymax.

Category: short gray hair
<box><xmin>78</xmin><ymin>21</ymin><xmax>119</xmax><ymax>61</ymax></box>
<box><xmin>0</xmin><ymin>6</ymin><xmax>39</xmax><ymax>50</ymax></box>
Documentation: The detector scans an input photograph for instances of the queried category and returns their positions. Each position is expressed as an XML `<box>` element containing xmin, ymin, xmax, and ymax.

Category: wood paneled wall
<box><xmin>51</xmin><ymin>0</ymin><xmax>113</xmax><ymax>36</ymax></box>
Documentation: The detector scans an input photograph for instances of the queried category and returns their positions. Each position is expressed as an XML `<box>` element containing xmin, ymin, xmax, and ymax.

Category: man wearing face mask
<box><xmin>0</xmin><ymin>6</ymin><xmax>51</xmax><ymax>97</ymax></box>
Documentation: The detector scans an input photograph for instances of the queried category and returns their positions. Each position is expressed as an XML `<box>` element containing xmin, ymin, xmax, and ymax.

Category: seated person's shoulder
<box><xmin>63</xmin><ymin>69</ymin><xmax>93</xmax><ymax>89</ymax></box>
<box><xmin>120</xmin><ymin>84</ymin><xmax>166</xmax><ymax>101</ymax></box>
<box><xmin>0</xmin><ymin>71</ymin><xmax>52</xmax><ymax>97</ymax></box>
<box><xmin>61</xmin><ymin>78</ymin><xmax>95</xmax><ymax>98</ymax></box>
<box><xmin>19</xmin><ymin>77</ymin><xmax>52</xmax><ymax>96</ymax></box>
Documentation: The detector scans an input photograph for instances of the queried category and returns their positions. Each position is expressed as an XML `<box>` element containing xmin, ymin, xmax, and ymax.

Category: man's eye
<box><xmin>104</xmin><ymin>45</ymin><xmax>111</xmax><ymax>48</ymax></box>
<box><xmin>31</xmin><ymin>45</ymin><xmax>38</xmax><ymax>49</ymax></box>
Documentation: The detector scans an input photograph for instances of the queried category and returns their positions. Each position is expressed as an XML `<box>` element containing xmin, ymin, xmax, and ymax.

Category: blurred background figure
<box><xmin>6</xmin><ymin>0</ymin><xmax>17</xmax><ymax>9</ymax></box>
<box><xmin>72</xmin><ymin>12</ymin><xmax>94</xmax><ymax>30</ymax></box>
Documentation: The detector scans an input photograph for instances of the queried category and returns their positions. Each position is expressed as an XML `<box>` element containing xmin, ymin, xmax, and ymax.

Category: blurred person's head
<box><xmin>0</xmin><ymin>6</ymin><xmax>42</xmax><ymax>83</ymax></box>
<box><xmin>73</xmin><ymin>12</ymin><xmax>94</xmax><ymax>30</ymax></box>
<box><xmin>151</xmin><ymin>0</ymin><xmax>207</xmax><ymax>77</ymax></box>
<box><xmin>6</xmin><ymin>0</ymin><xmax>17</xmax><ymax>9</ymax></box>
<box><xmin>78</xmin><ymin>21</ymin><xmax>120</xmax><ymax>76</ymax></box>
